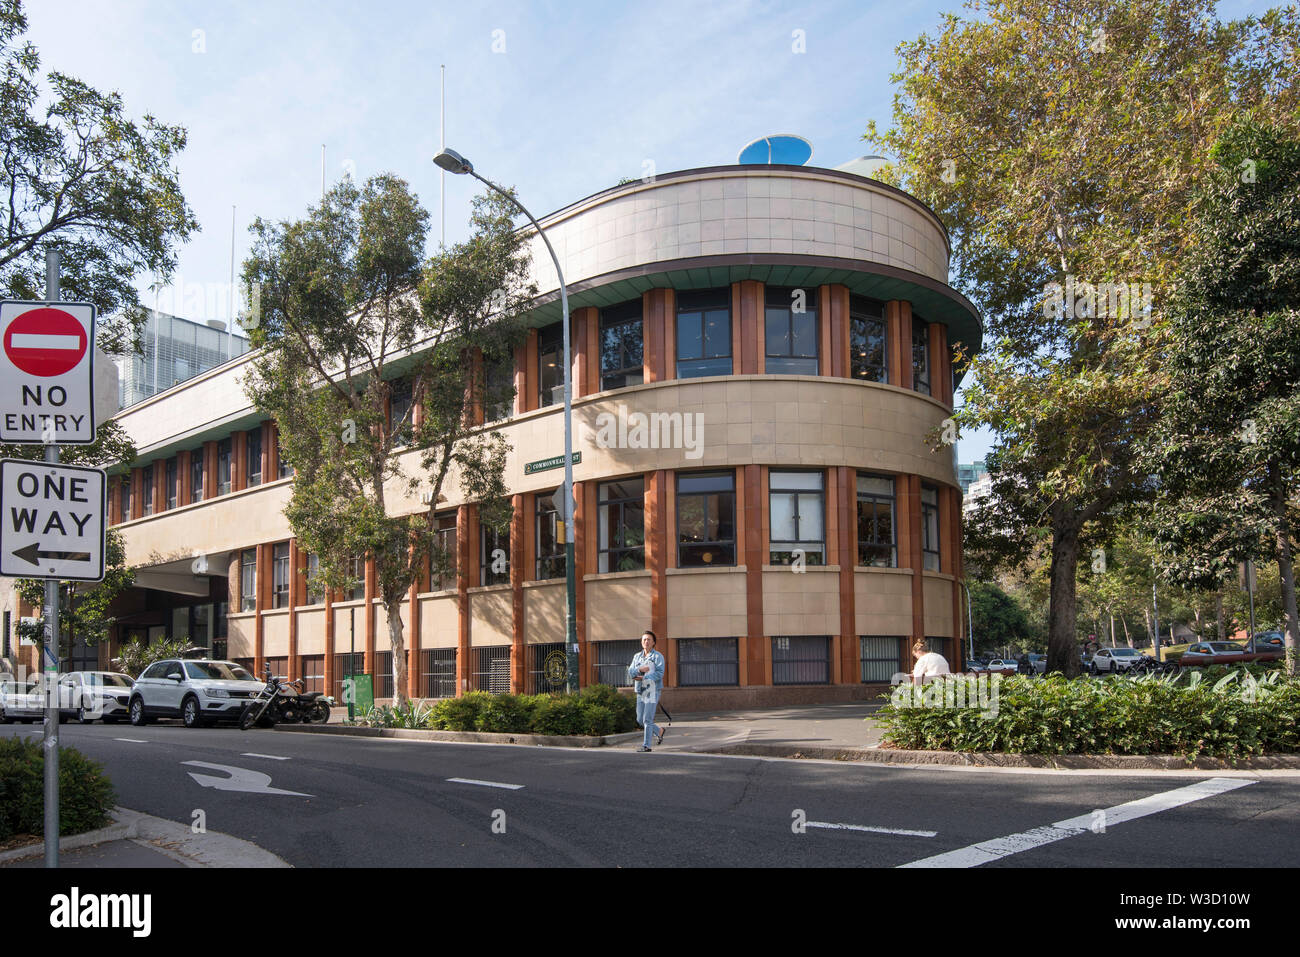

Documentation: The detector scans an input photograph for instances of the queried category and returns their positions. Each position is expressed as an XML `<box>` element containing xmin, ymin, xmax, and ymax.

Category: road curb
<box><xmin>707</xmin><ymin>743</ymin><xmax>1300</xmax><ymax>770</ymax></box>
<box><xmin>273</xmin><ymin>723</ymin><xmax>644</xmax><ymax>748</ymax></box>
<box><xmin>0</xmin><ymin>820</ymin><xmax>131</xmax><ymax>864</ymax></box>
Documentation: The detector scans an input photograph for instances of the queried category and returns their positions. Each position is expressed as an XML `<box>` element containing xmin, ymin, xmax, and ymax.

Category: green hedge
<box><xmin>0</xmin><ymin>738</ymin><xmax>116</xmax><ymax>840</ymax></box>
<box><xmin>877</xmin><ymin>671</ymin><xmax>1300</xmax><ymax>760</ymax></box>
<box><xmin>426</xmin><ymin>685</ymin><xmax>638</xmax><ymax>736</ymax></box>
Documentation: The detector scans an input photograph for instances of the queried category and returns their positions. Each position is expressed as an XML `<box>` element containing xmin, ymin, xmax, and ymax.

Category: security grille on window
<box><xmin>676</xmin><ymin>288</ymin><xmax>732</xmax><ymax>378</ymax></box>
<box><xmin>677</xmin><ymin>637</ymin><xmax>739</xmax><ymax>687</ymax></box>
<box><xmin>772</xmin><ymin>636</ymin><xmax>830</xmax><ymax>685</ymax></box>
<box><xmin>535</xmin><ymin>493</ymin><xmax>565</xmax><ymax>580</ymax></box>
<box><xmin>240</xmin><ymin>548</ymin><xmax>257</xmax><ymax>612</ymax></box>
<box><xmin>769</xmin><ymin>471</ymin><xmax>825</xmax><ymax>565</ymax></box>
<box><xmin>333</xmin><ymin>652</ymin><xmax>364</xmax><ymax>702</ymax></box>
<box><xmin>470</xmin><ymin>646</ymin><xmax>511</xmax><ymax>694</ymax></box>
<box><xmin>217</xmin><ymin>438</ymin><xmax>232</xmax><ymax>495</ymax></box>
<box><xmin>246</xmin><ymin>427</ymin><xmax>263</xmax><ymax>487</ymax></box>
<box><xmin>912</xmin><ymin>316</ymin><xmax>931</xmax><ymax>396</ymax></box>
<box><xmin>856</xmin><ymin>473</ymin><xmax>896</xmax><ymax>567</ymax></box>
<box><xmin>527</xmin><ymin>642</ymin><xmax>566</xmax><ymax>694</ymax></box>
<box><xmin>481</xmin><ymin>521</ymin><xmax>510</xmax><ymax>586</ymax></box>
<box><xmin>921</xmin><ymin>484</ymin><xmax>941</xmax><ymax>572</ymax></box>
<box><xmin>165</xmin><ymin>458</ymin><xmax>178</xmax><ymax>509</ymax></box>
<box><xmin>594</xmin><ymin>639</ymin><xmax>641</xmax><ymax>687</ymax></box>
<box><xmin>375</xmin><ymin>651</ymin><xmax>408</xmax><ymax>699</ymax></box>
<box><xmin>600</xmin><ymin>300</ymin><xmax>644</xmax><ymax>391</ymax></box>
<box><xmin>272</xmin><ymin>543</ymin><xmax>290</xmax><ymax>608</ymax></box>
<box><xmin>141</xmin><ymin>465</ymin><xmax>154</xmax><ymax>516</ymax></box>
<box><xmin>677</xmin><ymin>472</ymin><xmax>736</xmax><ymax>567</ymax></box>
<box><xmin>598</xmin><ymin>478</ymin><xmax>645</xmax><ymax>572</ymax></box>
<box><xmin>389</xmin><ymin>377</ymin><xmax>414</xmax><ymax>446</ymax></box>
<box><xmin>538</xmin><ymin>322</ymin><xmax>565</xmax><ymax>408</ymax></box>
<box><xmin>764</xmin><ymin>286</ymin><xmax>819</xmax><ymax>375</ymax></box>
<box><xmin>860</xmin><ymin>636</ymin><xmax>904</xmax><ymax>683</ymax></box>
<box><xmin>421</xmin><ymin>648</ymin><xmax>457</xmax><ymax>698</ymax></box>
<box><xmin>190</xmin><ymin>449</ymin><xmax>204</xmax><ymax>503</ymax></box>
<box><xmin>431</xmin><ymin>512</ymin><xmax>457</xmax><ymax>590</ymax></box>
<box><xmin>850</xmin><ymin>295</ymin><xmax>888</xmax><ymax>383</ymax></box>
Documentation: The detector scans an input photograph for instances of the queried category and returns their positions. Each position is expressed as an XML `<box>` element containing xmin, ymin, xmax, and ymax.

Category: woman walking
<box><xmin>628</xmin><ymin>630</ymin><xmax>665</xmax><ymax>752</ymax></box>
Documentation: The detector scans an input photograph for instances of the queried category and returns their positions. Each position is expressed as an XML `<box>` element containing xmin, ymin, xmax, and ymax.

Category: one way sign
<box><xmin>0</xmin><ymin>459</ymin><xmax>105</xmax><ymax>581</ymax></box>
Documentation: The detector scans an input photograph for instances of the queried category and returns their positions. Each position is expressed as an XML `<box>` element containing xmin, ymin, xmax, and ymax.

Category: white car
<box><xmin>129</xmin><ymin>659</ymin><xmax>265</xmax><ymax>728</ymax></box>
<box><xmin>57</xmin><ymin>672</ymin><xmax>135</xmax><ymax>723</ymax></box>
<box><xmin>1090</xmin><ymin>647</ymin><xmax>1147</xmax><ymax>673</ymax></box>
<box><xmin>0</xmin><ymin>674</ymin><xmax>44</xmax><ymax>722</ymax></box>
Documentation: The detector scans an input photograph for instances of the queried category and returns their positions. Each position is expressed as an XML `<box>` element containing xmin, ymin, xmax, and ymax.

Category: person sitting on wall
<box><xmin>912</xmin><ymin>640</ymin><xmax>951</xmax><ymax>685</ymax></box>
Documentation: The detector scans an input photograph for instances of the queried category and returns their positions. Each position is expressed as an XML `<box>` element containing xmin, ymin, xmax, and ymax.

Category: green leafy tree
<box><xmin>968</xmin><ymin>580</ymin><xmax>1034</xmax><ymax>655</ymax></box>
<box><xmin>1144</xmin><ymin>119</ymin><xmax>1300</xmax><ymax>674</ymax></box>
<box><xmin>243</xmin><ymin>175</ymin><xmax>533</xmax><ymax>706</ymax></box>
<box><xmin>866</xmin><ymin>0</ymin><xmax>1300</xmax><ymax>676</ymax></box>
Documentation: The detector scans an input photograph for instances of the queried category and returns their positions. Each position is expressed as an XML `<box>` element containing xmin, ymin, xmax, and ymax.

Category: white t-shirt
<box><xmin>913</xmin><ymin>652</ymin><xmax>951</xmax><ymax>680</ymax></box>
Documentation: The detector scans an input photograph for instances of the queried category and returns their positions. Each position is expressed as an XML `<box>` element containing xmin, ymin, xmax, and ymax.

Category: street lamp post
<box><xmin>434</xmin><ymin>148</ymin><xmax>579</xmax><ymax>693</ymax></box>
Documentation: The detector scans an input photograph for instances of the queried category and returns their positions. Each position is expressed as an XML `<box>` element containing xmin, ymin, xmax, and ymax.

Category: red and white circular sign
<box><xmin>3</xmin><ymin>307</ymin><xmax>88</xmax><ymax>377</ymax></box>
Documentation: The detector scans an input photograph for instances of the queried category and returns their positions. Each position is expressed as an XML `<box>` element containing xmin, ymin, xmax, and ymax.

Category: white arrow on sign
<box><xmin>182</xmin><ymin>760</ymin><xmax>312</xmax><ymax>797</ymax></box>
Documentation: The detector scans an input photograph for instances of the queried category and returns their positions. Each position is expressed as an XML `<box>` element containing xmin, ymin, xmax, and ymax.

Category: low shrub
<box><xmin>475</xmin><ymin>694</ymin><xmax>536</xmax><ymax>733</ymax></box>
<box><xmin>876</xmin><ymin>672</ymin><xmax>1300</xmax><ymax>760</ymax></box>
<box><xmin>576</xmin><ymin>684</ymin><xmax>638</xmax><ymax>733</ymax></box>
<box><xmin>531</xmin><ymin>696</ymin><xmax>588</xmax><ymax>736</ymax></box>
<box><xmin>357</xmin><ymin>686</ymin><xmax>639</xmax><ymax>737</ymax></box>
<box><xmin>429</xmin><ymin>691</ymin><xmax>494</xmax><ymax>731</ymax></box>
<box><xmin>0</xmin><ymin>738</ymin><xmax>116</xmax><ymax>840</ymax></box>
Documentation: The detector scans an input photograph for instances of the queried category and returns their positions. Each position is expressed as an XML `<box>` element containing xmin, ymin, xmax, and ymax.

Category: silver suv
<box><xmin>129</xmin><ymin>659</ymin><xmax>263</xmax><ymax>728</ymax></box>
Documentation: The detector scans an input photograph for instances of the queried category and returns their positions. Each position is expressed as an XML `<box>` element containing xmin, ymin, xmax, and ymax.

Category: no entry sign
<box><xmin>0</xmin><ymin>299</ymin><xmax>97</xmax><ymax>444</ymax></box>
<box><xmin>0</xmin><ymin>459</ymin><xmax>106</xmax><ymax>582</ymax></box>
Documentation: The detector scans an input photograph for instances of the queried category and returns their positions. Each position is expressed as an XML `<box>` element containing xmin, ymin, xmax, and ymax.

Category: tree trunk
<box><xmin>385</xmin><ymin>597</ymin><xmax>410</xmax><ymax>707</ymax></box>
<box><xmin>1120</xmin><ymin>614</ymin><xmax>1132</xmax><ymax>648</ymax></box>
<box><xmin>1269</xmin><ymin>462</ymin><xmax>1300</xmax><ymax>676</ymax></box>
<box><xmin>1215</xmin><ymin>591</ymin><xmax>1225</xmax><ymax>641</ymax></box>
<box><xmin>1047</xmin><ymin>519</ymin><xmax>1081</xmax><ymax>677</ymax></box>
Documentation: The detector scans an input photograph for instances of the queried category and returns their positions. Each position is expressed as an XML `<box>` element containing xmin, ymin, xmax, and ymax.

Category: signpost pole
<box><xmin>42</xmin><ymin>250</ymin><xmax>60</xmax><ymax>869</ymax></box>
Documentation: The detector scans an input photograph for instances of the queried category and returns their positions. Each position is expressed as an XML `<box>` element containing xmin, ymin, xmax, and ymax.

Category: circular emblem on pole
<box><xmin>3</xmin><ymin>307</ymin><xmax>88</xmax><ymax>377</ymax></box>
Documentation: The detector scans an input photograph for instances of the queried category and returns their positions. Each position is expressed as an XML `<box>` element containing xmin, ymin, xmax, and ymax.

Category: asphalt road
<box><xmin>4</xmin><ymin>722</ymin><xmax>1298</xmax><ymax>868</ymax></box>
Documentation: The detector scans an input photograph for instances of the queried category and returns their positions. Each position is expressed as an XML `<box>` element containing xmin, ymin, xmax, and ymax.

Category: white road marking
<box><xmin>114</xmin><ymin>737</ymin><xmax>148</xmax><ymax>743</ymax></box>
<box><xmin>182</xmin><ymin>760</ymin><xmax>311</xmax><ymax>796</ymax></box>
<box><xmin>899</xmin><ymin>777</ymin><xmax>1255</xmax><ymax>868</ymax></box>
<box><xmin>447</xmin><ymin>777</ymin><xmax>524</xmax><ymax>790</ymax></box>
<box><xmin>10</xmin><ymin>333</ymin><xmax>82</xmax><ymax>350</ymax></box>
<box><xmin>807</xmin><ymin>821</ymin><xmax>937</xmax><ymax>837</ymax></box>
<box><xmin>240</xmin><ymin>752</ymin><xmax>291</xmax><ymax>761</ymax></box>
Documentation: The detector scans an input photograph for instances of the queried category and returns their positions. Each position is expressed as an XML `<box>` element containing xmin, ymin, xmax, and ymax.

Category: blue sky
<box><xmin>21</xmin><ymin>0</ymin><xmax>1274</xmax><ymax>462</ymax></box>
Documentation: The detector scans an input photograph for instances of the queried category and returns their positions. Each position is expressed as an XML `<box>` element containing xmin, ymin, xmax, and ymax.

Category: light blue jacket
<box><xmin>628</xmin><ymin>650</ymin><xmax>665</xmax><ymax>700</ymax></box>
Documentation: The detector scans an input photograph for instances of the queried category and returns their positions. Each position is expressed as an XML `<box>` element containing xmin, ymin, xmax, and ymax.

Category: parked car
<box><xmin>1090</xmin><ymin>647</ymin><xmax>1149</xmax><ymax>674</ymax></box>
<box><xmin>1028</xmin><ymin>653</ymin><xmax>1047</xmax><ymax>675</ymax></box>
<box><xmin>1178</xmin><ymin>641</ymin><xmax>1258</xmax><ymax>667</ymax></box>
<box><xmin>56</xmin><ymin>672</ymin><xmax>135</xmax><ymax>723</ymax></box>
<box><xmin>1246</xmin><ymin>633</ymin><xmax>1286</xmax><ymax>660</ymax></box>
<box><xmin>128</xmin><ymin>659</ymin><xmax>264</xmax><ymax>728</ymax></box>
<box><xmin>984</xmin><ymin>659</ymin><xmax>1018</xmax><ymax>676</ymax></box>
<box><xmin>0</xmin><ymin>674</ymin><xmax>43</xmax><ymax>723</ymax></box>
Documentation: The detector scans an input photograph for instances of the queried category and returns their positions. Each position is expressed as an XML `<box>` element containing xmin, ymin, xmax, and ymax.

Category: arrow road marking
<box><xmin>240</xmin><ymin>752</ymin><xmax>291</xmax><ymax>761</ymax></box>
<box><xmin>807</xmin><ymin>821</ymin><xmax>937</xmax><ymax>838</ymax></box>
<box><xmin>898</xmin><ymin>777</ymin><xmax>1255</xmax><ymax>868</ymax></box>
<box><xmin>183</xmin><ymin>760</ymin><xmax>312</xmax><ymax>796</ymax></box>
<box><xmin>447</xmin><ymin>777</ymin><xmax>524</xmax><ymax>790</ymax></box>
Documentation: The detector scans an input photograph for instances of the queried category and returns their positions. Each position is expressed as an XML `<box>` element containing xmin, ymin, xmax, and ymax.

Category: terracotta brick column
<box><xmin>177</xmin><ymin>451</ymin><xmax>191</xmax><ymax>507</ymax></box>
<box><xmin>266</xmin><ymin>421</ymin><xmax>280</xmax><ymax>480</ymax></box>
<box><xmin>407</xmin><ymin>544</ymin><xmax>421</xmax><ymax>699</ymax></box>
<box><xmin>457</xmin><ymin>504</ymin><xmax>475</xmax><ymax>695</ymax></box>
<box><xmin>254</xmin><ymin>543</ymin><xmax>269</xmax><ymax>677</ymax></box>
<box><xmin>323</xmin><ymin>585</ymin><xmax>335</xmax><ymax>699</ymax></box>
<box><xmin>646</xmin><ymin>470</ymin><xmax>669</xmax><ymax>683</ymax></box>
<box><xmin>929</xmin><ymin>322</ymin><xmax>951</xmax><ymax>406</ymax></box>
<box><xmin>287</xmin><ymin>539</ymin><xmax>299</xmax><ymax>680</ymax></box>
<box><xmin>130</xmin><ymin>468</ymin><xmax>143</xmax><ymax>520</ymax></box>
<box><xmin>900</xmin><ymin>475</ymin><xmax>925</xmax><ymax>648</ymax></box>
<box><xmin>742</xmin><ymin>464</ymin><xmax>764</xmax><ymax>685</ymax></box>
<box><xmin>837</xmin><ymin>465</ymin><xmax>858</xmax><ymax>683</ymax></box>
<box><xmin>644</xmin><ymin>290</ymin><xmax>673</xmax><ymax>383</ymax></box>
<box><xmin>950</xmin><ymin>488</ymin><xmax>966</xmax><ymax>670</ymax></box>
<box><xmin>829</xmin><ymin>284</ymin><xmax>850</xmax><ymax>379</ymax></box>
<box><xmin>510</xmin><ymin>494</ymin><xmax>526</xmax><ymax>693</ymax></box>
<box><xmin>522</xmin><ymin>329</ymin><xmax>539</xmax><ymax>414</ymax></box>
<box><xmin>573</xmin><ymin>480</ymin><xmax>589</xmax><ymax>686</ymax></box>
<box><xmin>202</xmin><ymin>441</ymin><xmax>217</xmax><ymax>500</ymax></box>
<box><xmin>735</xmin><ymin>281</ymin><xmax>763</xmax><ymax>375</ymax></box>
<box><xmin>364</xmin><ymin>555</ymin><xmax>376</xmax><ymax>677</ymax></box>
<box><xmin>574</xmin><ymin>307</ymin><xmax>599</xmax><ymax>397</ymax></box>
<box><xmin>232</xmin><ymin>431</ymin><xmax>247</xmax><ymax>493</ymax></box>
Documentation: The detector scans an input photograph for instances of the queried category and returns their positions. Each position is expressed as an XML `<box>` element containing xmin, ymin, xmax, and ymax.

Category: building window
<box><xmin>764</xmin><ymin>286</ymin><xmax>819</xmax><ymax>375</ymax></box>
<box><xmin>480</xmin><ymin>521</ymin><xmax>510</xmax><ymax>587</ymax></box>
<box><xmin>676</xmin><ymin>289</ymin><xmax>731</xmax><ymax>378</ymax></box>
<box><xmin>769</xmin><ymin>471</ymin><xmax>825</xmax><ymax>565</ymax></box>
<box><xmin>344</xmin><ymin>555</ymin><xmax>366</xmax><ymax>602</ymax></box>
<box><xmin>374</xmin><ymin>650</ymin><xmax>408</xmax><ymax>699</ymax></box>
<box><xmin>676</xmin><ymin>471</ymin><xmax>736</xmax><ymax>567</ymax></box>
<box><xmin>597</xmin><ymin>478</ymin><xmax>645</xmax><ymax>572</ymax></box>
<box><xmin>240</xmin><ymin>548</ymin><xmax>257</xmax><ymax>612</ymax></box>
<box><xmin>850</xmin><ymin>295</ymin><xmax>888</xmax><ymax>383</ymax></box>
<box><xmin>141</xmin><ymin>465</ymin><xmax>154</xmax><ymax>516</ymax></box>
<box><xmin>912</xmin><ymin>316</ymin><xmax>931</xmax><ymax>396</ymax></box>
<box><xmin>483</xmin><ymin>353</ymin><xmax>514</xmax><ymax>422</ymax></box>
<box><xmin>421</xmin><ymin>648</ymin><xmax>457</xmax><ymax>698</ymax></box>
<box><xmin>165</xmin><ymin>458</ymin><xmax>178</xmax><ymax>510</ymax></box>
<box><xmin>594</xmin><ymin>639</ymin><xmax>641</xmax><ymax>688</ymax></box>
<box><xmin>305</xmin><ymin>553</ymin><xmax>325</xmax><ymax>605</ymax></box>
<box><xmin>469</xmin><ymin>646</ymin><xmax>511</xmax><ymax>694</ymax></box>
<box><xmin>856</xmin><ymin>473</ymin><xmax>897</xmax><ymax>567</ymax></box>
<box><xmin>538</xmin><ymin>322</ymin><xmax>564</xmax><ymax>408</ymax></box>
<box><xmin>119</xmin><ymin>478</ymin><xmax>131</xmax><ymax>522</ymax></box>
<box><xmin>772</xmin><ymin>636</ymin><xmax>831</xmax><ymax>685</ymax></box>
<box><xmin>333</xmin><ymin>652</ymin><xmax>364</xmax><ymax>704</ymax></box>
<box><xmin>299</xmin><ymin>655</ymin><xmax>325</xmax><ymax>694</ymax></box>
<box><xmin>921</xmin><ymin>483</ymin><xmax>940</xmax><ymax>572</ymax></box>
<box><xmin>431</xmin><ymin>512</ymin><xmax>457</xmax><ymax>591</ymax></box>
<box><xmin>190</xmin><ymin>449</ymin><xmax>205</xmax><ymax>503</ymax></box>
<box><xmin>246</xmin><ymin>427</ymin><xmax>263</xmax><ymax>487</ymax></box>
<box><xmin>217</xmin><ymin>438</ymin><xmax>232</xmax><ymax>495</ymax></box>
<box><xmin>277</xmin><ymin>435</ymin><xmax>293</xmax><ymax>479</ymax></box>
<box><xmin>677</xmin><ymin>638</ymin><xmax>739</xmax><ymax>686</ymax></box>
<box><xmin>389</xmin><ymin>377</ymin><xmax>413</xmax><ymax>446</ymax></box>
<box><xmin>272</xmin><ymin>543</ymin><xmax>290</xmax><ymax>608</ymax></box>
<box><xmin>599</xmin><ymin>301</ymin><xmax>643</xmax><ymax>391</ymax></box>
<box><xmin>535</xmin><ymin>493</ymin><xmax>565</xmax><ymax>580</ymax></box>
<box><xmin>860</xmin><ymin>636</ymin><xmax>904</xmax><ymax>683</ymax></box>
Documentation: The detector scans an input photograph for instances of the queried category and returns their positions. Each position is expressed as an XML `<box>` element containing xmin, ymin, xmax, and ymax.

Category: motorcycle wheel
<box><xmin>239</xmin><ymin>705</ymin><xmax>261</xmax><ymax>731</ymax></box>
<box><xmin>310</xmin><ymin>700</ymin><xmax>330</xmax><ymax>723</ymax></box>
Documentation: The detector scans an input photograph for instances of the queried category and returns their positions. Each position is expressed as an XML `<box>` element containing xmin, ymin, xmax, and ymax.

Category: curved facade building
<box><xmin>1</xmin><ymin>164</ymin><xmax>981</xmax><ymax>710</ymax></box>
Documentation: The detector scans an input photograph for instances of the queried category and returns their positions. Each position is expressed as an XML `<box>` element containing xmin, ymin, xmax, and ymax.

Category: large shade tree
<box><xmin>866</xmin><ymin>0</ymin><xmax>1300</xmax><ymax>675</ymax></box>
<box><xmin>243</xmin><ymin>174</ymin><xmax>533</xmax><ymax>705</ymax></box>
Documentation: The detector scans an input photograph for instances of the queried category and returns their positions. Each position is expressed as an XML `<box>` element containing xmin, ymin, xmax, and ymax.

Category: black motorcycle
<box><xmin>240</xmin><ymin>672</ymin><xmax>331</xmax><ymax>730</ymax></box>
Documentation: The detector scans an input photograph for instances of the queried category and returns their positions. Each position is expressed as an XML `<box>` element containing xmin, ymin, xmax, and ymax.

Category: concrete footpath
<box><xmin>649</xmin><ymin>701</ymin><xmax>885</xmax><ymax>754</ymax></box>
